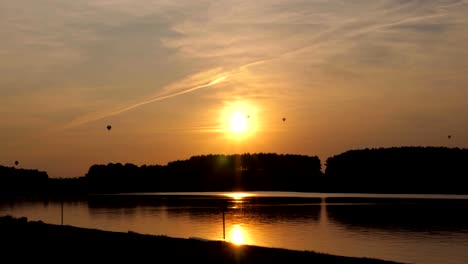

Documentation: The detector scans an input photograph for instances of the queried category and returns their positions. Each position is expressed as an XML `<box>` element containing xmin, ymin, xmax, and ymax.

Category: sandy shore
<box><xmin>0</xmin><ymin>215</ymin><xmax>401</xmax><ymax>263</ymax></box>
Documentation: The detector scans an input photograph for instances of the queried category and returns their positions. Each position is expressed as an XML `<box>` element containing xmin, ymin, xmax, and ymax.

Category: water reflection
<box><xmin>2</xmin><ymin>194</ymin><xmax>468</xmax><ymax>264</ymax></box>
<box><xmin>82</xmin><ymin>194</ymin><xmax>468</xmax><ymax>233</ymax></box>
<box><xmin>325</xmin><ymin>198</ymin><xmax>468</xmax><ymax>233</ymax></box>
<box><xmin>223</xmin><ymin>192</ymin><xmax>254</xmax><ymax>200</ymax></box>
<box><xmin>230</xmin><ymin>224</ymin><xmax>250</xmax><ymax>245</ymax></box>
<box><xmin>87</xmin><ymin>194</ymin><xmax>322</xmax><ymax>223</ymax></box>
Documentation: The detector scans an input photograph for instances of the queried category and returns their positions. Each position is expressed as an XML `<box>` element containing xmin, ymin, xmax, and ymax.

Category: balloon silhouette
<box><xmin>282</xmin><ymin>117</ymin><xmax>286</xmax><ymax>122</ymax></box>
<box><xmin>448</xmin><ymin>135</ymin><xmax>452</xmax><ymax>139</ymax></box>
<box><xmin>14</xmin><ymin>160</ymin><xmax>19</xmax><ymax>166</ymax></box>
<box><xmin>107</xmin><ymin>125</ymin><xmax>112</xmax><ymax>131</ymax></box>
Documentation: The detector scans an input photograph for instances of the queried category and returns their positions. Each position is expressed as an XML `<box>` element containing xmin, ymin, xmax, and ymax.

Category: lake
<box><xmin>1</xmin><ymin>192</ymin><xmax>468</xmax><ymax>264</ymax></box>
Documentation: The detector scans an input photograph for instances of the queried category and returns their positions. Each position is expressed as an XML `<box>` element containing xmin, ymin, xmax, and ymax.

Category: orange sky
<box><xmin>1</xmin><ymin>0</ymin><xmax>467</xmax><ymax>177</ymax></box>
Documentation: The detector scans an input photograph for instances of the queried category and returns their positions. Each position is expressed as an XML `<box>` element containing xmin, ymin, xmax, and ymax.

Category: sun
<box><xmin>219</xmin><ymin>100</ymin><xmax>260</xmax><ymax>139</ymax></box>
<box><xmin>230</xmin><ymin>112</ymin><xmax>247</xmax><ymax>133</ymax></box>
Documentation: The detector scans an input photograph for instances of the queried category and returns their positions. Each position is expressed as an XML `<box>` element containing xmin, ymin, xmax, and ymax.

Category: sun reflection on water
<box><xmin>223</xmin><ymin>192</ymin><xmax>253</xmax><ymax>200</ymax></box>
<box><xmin>230</xmin><ymin>224</ymin><xmax>250</xmax><ymax>245</ymax></box>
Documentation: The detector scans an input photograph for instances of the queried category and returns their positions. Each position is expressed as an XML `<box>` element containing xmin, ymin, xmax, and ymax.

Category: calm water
<box><xmin>1</xmin><ymin>192</ymin><xmax>468</xmax><ymax>264</ymax></box>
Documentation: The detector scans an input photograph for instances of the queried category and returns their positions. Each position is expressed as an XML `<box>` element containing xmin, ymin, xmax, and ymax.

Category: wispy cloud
<box><xmin>2</xmin><ymin>0</ymin><xmax>468</xmax><ymax>176</ymax></box>
<box><xmin>59</xmin><ymin>0</ymin><xmax>468</xmax><ymax>129</ymax></box>
<box><xmin>60</xmin><ymin>68</ymin><xmax>231</xmax><ymax>129</ymax></box>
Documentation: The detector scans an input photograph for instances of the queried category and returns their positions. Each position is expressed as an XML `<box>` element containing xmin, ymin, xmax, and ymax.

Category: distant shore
<box><xmin>0</xmin><ymin>215</ymin><xmax>401</xmax><ymax>263</ymax></box>
<box><xmin>3</xmin><ymin>147</ymin><xmax>468</xmax><ymax>195</ymax></box>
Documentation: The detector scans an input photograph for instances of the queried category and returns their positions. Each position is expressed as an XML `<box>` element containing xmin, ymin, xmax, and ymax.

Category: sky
<box><xmin>1</xmin><ymin>0</ymin><xmax>468</xmax><ymax>177</ymax></box>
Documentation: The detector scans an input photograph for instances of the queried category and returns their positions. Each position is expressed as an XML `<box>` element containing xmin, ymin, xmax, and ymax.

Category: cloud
<box><xmin>3</xmin><ymin>0</ymin><xmax>468</xmax><ymax>123</ymax></box>
<box><xmin>157</xmin><ymin>0</ymin><xmax>467</xmax><ymax>74</ymax></box>
<box><xmin>59</xmin><ymin>67</ymin><xmax>231</xmax><ymax>129</ymax></box>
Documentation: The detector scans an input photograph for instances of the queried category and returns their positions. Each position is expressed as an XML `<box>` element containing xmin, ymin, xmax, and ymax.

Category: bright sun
<box><xmin>230</xmin><ymin>112</ymin><xmax>247</xmax><ymax>133</ymax></box>
<box><xmin>219</xmin><ymin>100</ymin><xmax>259</xmax><ymax>139</ymax></box>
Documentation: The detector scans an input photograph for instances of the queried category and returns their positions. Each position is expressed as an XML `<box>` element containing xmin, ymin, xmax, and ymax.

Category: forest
<box><xmin>1</xmin><ymin>147</ymin><xmax>467</xmax><ymax>195</ymax></box>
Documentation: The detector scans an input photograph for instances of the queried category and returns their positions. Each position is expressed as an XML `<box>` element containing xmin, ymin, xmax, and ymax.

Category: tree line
<box><xmin>325</xmin><ymin>147</ymin><xmax>468</xmax><ymax>194</ymax></box>
<box><xmin>1</xmin><ymin>147</ymin><xmax>467</xmax><ymax>195</ymax></box>
<box><xmin>0</xmin><ymin>166</ymin><xmax>48</xmax><ymax>195</ymax></box>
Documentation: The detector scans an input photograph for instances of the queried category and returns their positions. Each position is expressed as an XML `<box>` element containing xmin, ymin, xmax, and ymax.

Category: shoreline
<box><xmin>0</xmin><ymin>215</ymin><xmax>401</xmax><ymax>263</ymax></box>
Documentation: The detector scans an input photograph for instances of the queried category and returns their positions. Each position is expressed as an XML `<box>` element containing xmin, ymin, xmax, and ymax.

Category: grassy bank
<box><xmin>0</xmin><ymin>215</ymin><xmax>401</xmax><ymax>263</ymax></box>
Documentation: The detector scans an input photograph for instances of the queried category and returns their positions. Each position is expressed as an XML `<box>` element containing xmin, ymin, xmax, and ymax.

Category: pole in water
<box><xmin>61</xmin><ymin>198</ymin><xmax>63</xmax><ymax>225</ymax></box>
<box><xmin>222</xmin><ymin>201</ymin><xmax>227</xmax><ymax>240</ymax></box>
<box><xmin>222</xmin><ymin>210</ymin><xmax>225</xmax><ymax>240</ymax></box>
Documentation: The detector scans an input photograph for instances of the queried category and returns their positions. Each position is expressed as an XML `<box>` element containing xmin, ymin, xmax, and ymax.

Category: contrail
<box><xmin>60</xmin><ymin>48</ymin><xmax>299</xmax><ymax>131</ymax></box>
<box><xmin>60</xmin><ymin>75</ymin><xmax>229</xmax><ymax>130</ymax></box>
<box><xmin>59</xmin><ymin>20</ymin><xmax>351</xmax><ymax>131</ymax></box>
<box><xmin>106</xmin><ymin>75</ymin><xmax>228</xmax><ymax>117</ymax></box>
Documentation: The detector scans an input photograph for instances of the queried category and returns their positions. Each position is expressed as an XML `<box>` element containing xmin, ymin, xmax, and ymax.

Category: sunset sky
<box><xmin>1</xmin><ymin>0</ymin><xmax>468</xmax><ymax>177</ymax></box>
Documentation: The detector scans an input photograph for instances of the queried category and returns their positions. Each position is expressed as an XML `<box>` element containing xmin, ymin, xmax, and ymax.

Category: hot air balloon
<box><xmin>282</xmin><ymin>117</ymin><xmax>286</xmax><ymax>122</ymax></box>
<box><xmin>107</xmin><ymin>125</ymin><xmax>112</xmax><ymax>131</ymax></box>
<box><xmin>14</xmin><ymin>160</ymin><xmax>19</xmax><ymax>166</ymax></box>
<box><xmin>448</xmin><ymin>135</ymin><xmax>452</xmax><ymax>139</ymax></box>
